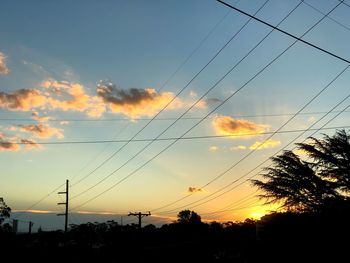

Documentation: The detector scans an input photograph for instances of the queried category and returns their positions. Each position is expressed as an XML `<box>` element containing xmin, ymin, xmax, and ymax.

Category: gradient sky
<box><xmin>1</xmin><ymin>0</ymin><xmax>350</xmax><ymax>231</ymax></box>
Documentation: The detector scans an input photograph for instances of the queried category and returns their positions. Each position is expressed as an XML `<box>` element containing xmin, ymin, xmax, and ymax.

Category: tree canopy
<box><xmin>252</xmin><ymin>129</ymin><xmax>350</xmax><ymax>212</ymax></box>
<box><xmin>177</xmin><ymin>210</ymin><xmax>202</xmax><ymax>224</ymax></box>
<box><xmin>0</xmin><ymin>197</ymin><xmax>11</xmax><ymax>227</ymax></box>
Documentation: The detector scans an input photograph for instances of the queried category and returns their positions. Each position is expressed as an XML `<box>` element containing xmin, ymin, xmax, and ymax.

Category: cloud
<box><xmin>206</xmin><ymin>98</ymin><xmax>222</xmax><ymax>105</ymax></box>
<box><xmin>97</xmin><ymin>82</ymin><xmax>183</xmax><ymax>118</ymax></box>
<box><xmin>1</xmin><ymin>78</ymin><xmax>205</xmax><ymax>120</ymax></box>
<box><xmin>308</xmin><ymin>116</ymin><xmax>316</xmax><ymax>123</ymax></box>
<box><xmin>0</xmin><ymin>138</ymin><xmax>20</xmax><ymax>152</ymax></box>
<box><xmin>31</xmin><ymin>111</ymin><xmax>51</xmax><ymax>122</ymax></box>
<box><xmin>14</xmin><ymin>124</ymin><xmax>64</xmax><ymax>139</ymax></box>
<box><xmin>0</xmin><ymin>89</ymin><xmax>47</xmax><ymax>111</ymax></box>
<box><xmin>0</xmin><ymin>133</ymin><xmax>19</xmax><ymax>151</ymax></box>
<box><xmin>213</xmin><ymin>115</ymin><xmax>269</xmax><ymax>138</ymax></box>
<box><xmin>230</xmin><ymin>145</ymin><xmax>247</xmax><ymax>151</ymax></box>
<box><xmin>59</xmin><ymin>121</ymin><xmax>69</xmax><ymax>125</ymax></box>
<box><xmin>20</xmin><ymin>139</ymin><xmax>42</xmax><ymax>150</ymax></box>
<box><xmin>209</xmin><ymin>146</ymin><xmax>219</xmax><ymax>152</ymax></box>
<box><xmin>0</xmin><ymin>132</ymin><xmax>42</xmax><ymax>152</ymax></box>
<box><xmin>42</xmin><ymin>79</ymin><xmax>106</xmax><ymax>117</ymax></box>
<box><xmin>12</xmin><ymin>209</ymin><xmax>55</xmax><ymax>214</ymax></box>
<box><xmin>189</xmin><ymin>91</ymin><xmax>197</xmax><ymax>97</ymax></box>
<box><xmin>0</xmin><ymin>52</ymin><xmax>10</xmax><ymax>75</ymax></box>
<box><xmin>188</xmin><ymin>187</ymin><xmax>203</xmax><ymax>193</ymax></box>
<box><xmin>249</xmin><ymin>139</ymin><xmax>281</xmax><ymax>150</ymax></box>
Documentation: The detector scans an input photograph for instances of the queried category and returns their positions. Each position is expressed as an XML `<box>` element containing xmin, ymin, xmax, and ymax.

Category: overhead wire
<box><xmin>302</xmin><ymin>0</ymin><xmax>350</xmax><ymax>32</ymax></box>
<box><xmin>216</xmin><ymin>0</ymin><xmax>350</xmax><ymax>64</ymax></box>
<box><xmin>69</xmin><ymin>0</ymin><xmax>271</xmax><ymax>198</ymax></box>
<box><xmin>2</xmin><ymin>109</ymin><xmax>350</xmax><ymax>123</ymax></box>
<box><xmin>151</xmin><ymin>1</ymin><xmax>348</xmax><ymax>213</ymax></box>
<box><xmin>70</xmin><ymin>121</ymin><xmax>131</xmax><ymax>185</ymax></box>
<box><xmin>339</xmin><ymin>0</ymin><xmax>350</xmax><ymax>9</ymax></box>
<box><xmin>71</xmin><ymin>0</ymin><xmax>343</xmax><ymax>210</ymax></box>
<box><xmin>12</xmin><ymin>2</ymin><xmax>235</xmax><ymax>218</ymax></box>
<box><xmin>11</xmin><ymin>125</ymin><xmax>350</xmax><ymax>146</ymax></box>
<box><xmin>158</xmin><ymin>85</ymin><xmax>350</xmax><ymax>215</ymax></box>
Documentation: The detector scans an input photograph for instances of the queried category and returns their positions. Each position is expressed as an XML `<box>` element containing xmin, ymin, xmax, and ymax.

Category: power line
<box><xmin>69</xmin><ymin>0</ymin><xmax>271</xmax><ymax>193</ymax></box>
<box><xmin>12</xmin><ymin>183</ymin><xmax>65</xmax><ymax>221</ymax></box>
<box><xmin>70</xmin><ymin>0</ymin><xmax>300</xmax><ymax>202</ymax></box>
<box><xmin>207</xmin><ymin>200</ymin><xmax>262</xmax><ymax>217</ymax></box>
<box><xmin>12</xmin><ymin>2</ymin><xmax>235</xmax><ymax>217</ymax></box>
<box><xmin>157</xmin><ymin>89</ymin><xmax>350</xmax><ymax>215</ymax></box>
<box><xmin>216</xmin><ymin>0</ymin><xmax>350</xmax><ymax>64</ymax></box>
<box><xmin>2</xmin><ymin>109</ymin><xmax>350</xmax><ymax>123</ymax></box>
<box><xmin>12</xmin><ymin>125</ymin><xmax>350</xmax><ymax>146</ymax></box>
<box><xmin>302</xmin><ymin>0</ymin><xmax>350</xmax><ymax>32</ymax></box>
<box><xmin>72</xmin><ymin>0</ymin><xmax>336</xmax><ymax>210</ymax></box>
<box><xmin>70</xmin><ymin>121</ymin><xmax>131</xmax><ymax>185</ymax></box>
<box><xmin>204</xmin><ymin>194</ymin><xmax>259</xmax><ymax>216</ymax></box>
<box><xmin>339</xmin><ymin>0</ymin><xmax>350</xmax><ymax>9</ymax></box>
<box><xmin>156</xmin><ymin>7</ymin><xmax>232</xmax><ymax>93</ymax></box>
<box><xmin>151</xmin><ymin>0</ymin><xmax>343</xmax><ymax>213</ymax></box>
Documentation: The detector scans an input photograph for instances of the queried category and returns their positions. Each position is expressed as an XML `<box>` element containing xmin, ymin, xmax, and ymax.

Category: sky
<box><xmin>1</xmin><ymin>0</ymin><xmax>350</xmax><ymax>231</ymax></box>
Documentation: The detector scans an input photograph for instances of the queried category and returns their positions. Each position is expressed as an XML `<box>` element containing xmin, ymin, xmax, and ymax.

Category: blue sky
<box><xmin>1</xmin><ymin>0</ymin><xmax>350</xmax><ymax>230</ymax></box>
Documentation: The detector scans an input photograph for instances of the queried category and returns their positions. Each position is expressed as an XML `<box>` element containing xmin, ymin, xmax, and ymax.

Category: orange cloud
<box><xmin>0</xmin><ymin>140</ymin><xmax>20</xmax><ymax>152</ymax></box>
<box><xmin>213</xmin><ymin>115</ymin><xmax>268</xmax><ymax>138</ymax></box>
<box><xmin>0</xmin><ymin>52</ymin><xmax>10</xmax><ymax>75</ymax></box>
<box><xmin>249</xmin><ymin>139</ymin><xmax>281</xmax><ymax>150</ymax></box>
<box><xmin>31</xmin><ymin>111</ymin><xmax>51</xmax><ymax>122</ymax></box>
<box><xmin>42</xmin><ymin>79</ymin><xmax>106</xmax><ymax>118</ymax></box>
<box><xmin>14</xmin><ymin>124</ymin><xmax>64</xmax><ymax>139</ymax></box>
<box><xmin>188</xmin><ymin>187</ymin><xmax>203</xmax><ymax>193</ymax></box>
<box><xmin>0</xmin><ymin>133</ymin><xmax>41</xmax><ymax>152</ymax></box>
<box><xmin>97</xmin><ymin>82</ymin><xmax>183</xmax><ymax>118</ymax></box>
<box><xmin>20</xmin><ymin>139</ymin><xmax>42</xmax><ymax>150</ymax></box>
<box><xmin>0</xmin><ymin>89</ymin><xmax>47</xmax><ymax>111</ymax></box>
<box><xmin>0</xmin><ymin>133</ymin><xmax>19</xmax><ymax>152</ymax></box>
<box><xmin>13</xmin><ymin>209</ymin><xmax>56</xmax><ymax>214</ymax></box>
<box><xmin>1</xmin><ymin>78</ymin><xmax>203</xmax><ymax>120</ymax></box>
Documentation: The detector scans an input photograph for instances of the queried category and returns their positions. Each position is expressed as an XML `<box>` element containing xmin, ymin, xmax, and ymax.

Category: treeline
<box><xmin>1</xmin><ymin>207</ymin><xmax>350</xmax><ymax>262</ymax></box>
<box><xmin>1</xmin><ymin>130</ymin><xmax>350</xmax><ymax>262</ymax></box>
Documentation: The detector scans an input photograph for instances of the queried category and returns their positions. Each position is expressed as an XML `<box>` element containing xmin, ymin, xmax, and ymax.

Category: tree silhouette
<box><xmin>177</xmin><ymin>210</ymin><xmax>202</xmax><ymax>224</ymax></box>
<box><xmin>0</xmin><ymin>198</ymin><xmax>11</xmax><ymax>225</ymax></box>
<box><xmin>0</xmin><ymin>198</ymin><xmax>11</xmax><ymax>233</ymax></box>
<box><xmin>297</xmin><ymin>129</ymin><xmax>350</xmax><ymax>193</ymax></box>
<box><xmin>251</xmin><ymin>130</ymin><xmax>350</xmax><ymax>211</ymax></box>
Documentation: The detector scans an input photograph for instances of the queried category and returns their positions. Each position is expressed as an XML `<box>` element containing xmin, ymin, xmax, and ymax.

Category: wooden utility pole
<box><xmin>57</xmin><ymin>179</ymin><xmax>69</xmax><ymax>233</ymax></box>
<box><xmin>128</xmin><ymin>211</ymin><xmax>151</xmax><ymax>229</ymax></box>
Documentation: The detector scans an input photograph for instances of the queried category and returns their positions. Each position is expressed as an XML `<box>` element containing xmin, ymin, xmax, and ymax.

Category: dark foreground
<box><xmin>1</xmin><ymin>210</ymin><xmax>349</xmax><ymax>263</ymax></box>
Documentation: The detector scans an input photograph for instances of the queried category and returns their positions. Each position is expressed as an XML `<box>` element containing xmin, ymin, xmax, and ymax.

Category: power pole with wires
<box><xmin>57</xmin><ymin>179</ymin><xmax>69</xmax><ymax>233</ymax></box>
<box><xmin>128</xmin><ymin>211</ymin><xmax>151</xmax><ymax>229</ymax></box>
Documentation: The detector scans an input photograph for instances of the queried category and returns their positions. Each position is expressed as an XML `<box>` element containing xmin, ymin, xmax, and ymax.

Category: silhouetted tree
<box><xmin>297</xmin><ymin>129</ymin><xmax>350</xmax><ymax>192</ymax></box>
<box><xmin>0</xmin><ymin>198</ymin><xmax>11</xmax><ymax>234</ymax></box>
<box><xmin>177</xmin><ymin>210</ymin><xmax>202</xmax><ymax>224</ymax></box>
<box><xmin>252</xmin><ymin>151</ymin><xmax>338</xmax><ymax>212</ymax></box>
<box><xmin>252</xmin><ymin>130</ymin><xmax>350</xmax><ymax>212</ymax></box>
<box><xmin>0</xmin><ymin>198</ymin><xmax>11</xmax><ymax>225</ymax></box>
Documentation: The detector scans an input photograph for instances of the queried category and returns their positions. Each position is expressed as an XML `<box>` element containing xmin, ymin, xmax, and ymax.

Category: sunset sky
<box><xmin>1</xmin><ymin>0</ymin><xmax>350</xmax><ymax>231</ymax></box>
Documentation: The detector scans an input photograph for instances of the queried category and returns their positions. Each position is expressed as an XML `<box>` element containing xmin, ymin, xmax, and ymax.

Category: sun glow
<box><xmin>250</xmin><ymin>212</ymin><xmax>265</xmax><ymax>220</ymax></box>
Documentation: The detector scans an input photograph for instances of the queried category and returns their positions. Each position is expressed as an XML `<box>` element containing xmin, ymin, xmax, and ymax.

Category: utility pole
<box><xmin>28</xmin><ymin>221</ymin><xmax>34</xmax><ymax>235</ymax></box>
<box><xmin>57</xmin><ymin>179</ymin><xmax>69</xmax><ymax>233</ymax></box>
<box><xmin>128</xmin><ymin>211</ymin><xmax>151</xmax><ymax>229</ymax></box>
